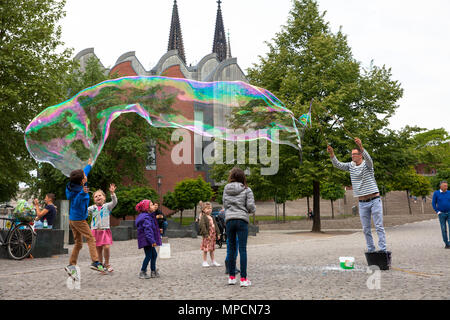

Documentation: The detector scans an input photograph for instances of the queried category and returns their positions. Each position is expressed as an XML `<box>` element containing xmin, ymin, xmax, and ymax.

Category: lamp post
<box><xmin>157</xmin><ymin>175</ymin><xmax>163</xmax><ymax>202</ymax></box>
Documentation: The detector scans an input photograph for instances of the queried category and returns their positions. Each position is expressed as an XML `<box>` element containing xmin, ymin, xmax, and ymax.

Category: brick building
<box><xmin>74</xmin><ymin>0</ymin><xmax>247</xmax><ymax>199</ymax></box>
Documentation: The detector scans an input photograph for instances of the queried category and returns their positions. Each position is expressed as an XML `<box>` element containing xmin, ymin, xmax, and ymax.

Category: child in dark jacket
<box><xmin>135</xmin><ymin>199</ymin><xmax>162</xmax><ymax>279</ymax></box>
<box><xmin>64</xmin><ymin>160</ymin><xmax>104</xmax><ymax>280</ymax></box>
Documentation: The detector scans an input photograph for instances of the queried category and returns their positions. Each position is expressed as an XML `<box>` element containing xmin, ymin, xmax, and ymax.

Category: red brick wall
<box><xmin>109</xmin><ymin>61</ymin><xmax>137</xmax><ymax>77</ymax></box>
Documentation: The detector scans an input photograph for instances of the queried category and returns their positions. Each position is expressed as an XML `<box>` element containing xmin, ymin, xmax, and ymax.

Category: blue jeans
<box><xmin>359</xmin><ymin>198</ymin><xmax>386</xmax><ymax>252</ymax></box>
<box><xmin>161</xmin><ymin>221</ymin><xmax>168</xmax><ymax>237</ymax></box>
<box><xmin>142</xmin><ymin>246</ymin><xmax>157</xmax><ymax>272</ymax></box>
<box><xmin>226</xmin><ymin>219</ymin><xmax>248</xmax><ymax>279</ymax></box>
<box><xmin>225</xmin><ymin>235</ymin><xmax>239</xmax><ymax>266</ymax></box>
<box><xmin>34</xmin><ymin>220</ymin><xmax>53</xmax><ymax>229</ymax></box>
<box><xmin>438</xmin><ymin>212</ymin><xmax>450</xmax><ymax>246</ymax></box>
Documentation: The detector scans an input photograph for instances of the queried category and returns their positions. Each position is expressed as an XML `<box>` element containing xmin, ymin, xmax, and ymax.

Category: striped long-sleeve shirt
<box><xmin>331</xmin><ymin>149</ymin><xmax>379</xmax><ymax>197</ymax></box>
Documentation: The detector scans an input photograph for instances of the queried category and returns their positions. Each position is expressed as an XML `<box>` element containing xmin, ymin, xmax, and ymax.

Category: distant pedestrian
<box><xmin>432</xmin><ymin>181</ymin><xmax>450</xmax><ymax>249</ymax></box>
<box><xmin>135</xmin><ymin>199</ymin><xmax>162</xmax><ymax>279</ymax></box>
<box><xmin>223</xmin><ymin>167</ymin><xmax>256</xmax><ymax>287</ymax></box>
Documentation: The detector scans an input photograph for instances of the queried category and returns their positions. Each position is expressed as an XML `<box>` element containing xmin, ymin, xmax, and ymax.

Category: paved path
<box><xmin>0</xmin><ymin>217</ymin><xmax>448</xmax><ymax>300</ymax></box>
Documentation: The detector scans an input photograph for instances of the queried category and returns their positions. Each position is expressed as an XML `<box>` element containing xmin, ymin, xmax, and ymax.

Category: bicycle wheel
<box><xmin>7</xmin><ymin>223</ymin><xmax>36</xmax><ymax>260</ymax></box>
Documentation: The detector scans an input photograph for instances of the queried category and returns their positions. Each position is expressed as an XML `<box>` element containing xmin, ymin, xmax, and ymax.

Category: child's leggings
<box><xmin>142</xmin><ymin>246</ymin><xmax>157</xmax><ymax>272</ymax></box>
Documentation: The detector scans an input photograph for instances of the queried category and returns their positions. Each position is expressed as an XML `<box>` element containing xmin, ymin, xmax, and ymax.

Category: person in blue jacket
<box><xmin>64</xmin><ymin>159</ymin><xmax>104</xmax><ymax>280</ymax></box>
<box><xmin>432</xmin><ymin>181</ymin><xmax>450</xmax><ymax>248</ymax></box>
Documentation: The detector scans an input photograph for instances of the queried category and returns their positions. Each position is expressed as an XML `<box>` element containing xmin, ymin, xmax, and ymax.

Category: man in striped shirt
<box><xmin>327</xmin><ymin>138</ymin><xmax>387</xmax><ymax>253</ymax></box>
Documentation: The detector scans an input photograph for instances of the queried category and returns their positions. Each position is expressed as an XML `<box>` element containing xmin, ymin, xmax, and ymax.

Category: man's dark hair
<box><xmin>352</xmin><ymin>147</ymin><xmax>362</xmax><ymax>154</ymax></box>
<box><xmin>69</xmin><ymin>169</ymin><xmax>84</xmax><ymax>185</ymax></box>
<box><xmin>46</xmin><ymin>193</ymin><xmax>56</xmax><ymax>203</ymax></box>
<box><xmin>228</xmin><ymin>167</ymin><xmax>248</xmax><ymax>187</ymax></box>
<box><xmin>440</xmin><ymin>180</ymin><xmax>448</xmax><ymax>185</ymax></box>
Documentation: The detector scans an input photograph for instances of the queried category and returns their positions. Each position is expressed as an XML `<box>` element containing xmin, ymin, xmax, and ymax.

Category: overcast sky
<box><xmin>60</xmin><ymin>0</ymin><xmax>450</xmax><ymax>134</ymax></box>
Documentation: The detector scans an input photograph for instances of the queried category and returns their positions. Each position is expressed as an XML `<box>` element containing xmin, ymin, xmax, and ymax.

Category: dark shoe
<box><xmin>151</xmin><ymin>269</ymin><xmax>160</xmax><ymax>278</ymax></box>
<box><xmin>445</xmin><ymin>245</ymin><xmax>450</xmax><ymax>249</ymax></box>
<box><xmin>90</xmin><ymin>261</ymin><xmax>105</xmax><ymax>272</ymax></box>
<box><xmin>139</xmin><ymin>271</ymin><xmax>150</xmax><ymax>279</ymax></box>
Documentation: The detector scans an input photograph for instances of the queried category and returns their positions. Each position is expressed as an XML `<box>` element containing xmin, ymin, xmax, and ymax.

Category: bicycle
<box><xmin>0</xmin><ymin>216</ymin><xmax>36</xmax><ymax>260</ymax></box>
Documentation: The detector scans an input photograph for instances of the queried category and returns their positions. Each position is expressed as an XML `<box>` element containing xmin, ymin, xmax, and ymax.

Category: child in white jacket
<box><xmin>89</xmin><ymin>183</ymin><xmax>118</xmax><ymax>272</ymax></box>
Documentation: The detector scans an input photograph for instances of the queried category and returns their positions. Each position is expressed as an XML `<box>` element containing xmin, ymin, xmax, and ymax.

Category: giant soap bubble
<box><xmin>25</xmin><ymin>76</ymin><xmax>305</xmax><ymax>176</ymax></box>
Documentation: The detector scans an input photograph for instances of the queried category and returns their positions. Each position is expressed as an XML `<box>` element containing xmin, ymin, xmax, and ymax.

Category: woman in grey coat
<box><xmin>222</xmin><ymin>167</ymin><xmax>256</xmax><ymax>287</ymax></box>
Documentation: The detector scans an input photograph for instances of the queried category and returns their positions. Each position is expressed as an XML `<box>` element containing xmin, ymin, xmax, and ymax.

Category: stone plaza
<box><xmin>0</xmin><ymin>216</ymin><xmax>448</xmax><ymax>300</ymax></box>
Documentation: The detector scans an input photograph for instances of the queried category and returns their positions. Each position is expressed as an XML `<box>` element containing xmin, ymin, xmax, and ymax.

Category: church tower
<box><xmin>167</xmin><ymin>0</ymin><xmax>186</xmax><ymax>64</ymax></box>
<box><xmin>212</xmin><ymin>0</ymin><xmax>227</xmax><ymax>62</ymax></box>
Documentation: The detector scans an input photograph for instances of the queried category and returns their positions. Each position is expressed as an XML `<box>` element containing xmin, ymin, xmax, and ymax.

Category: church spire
<box><xmin>226</xmin><ymin>29</ymin><xmax>232</xmax><ymax>59</ymax></box>
<box><xmin>167</xmin><ymin>0</ymin><xmax>186</xmax><ymax>64</ymax></box>
<box><xmin>212</xmin><ymin>0</ymin><xmax>227</xmax><ymax>62</ymax></box>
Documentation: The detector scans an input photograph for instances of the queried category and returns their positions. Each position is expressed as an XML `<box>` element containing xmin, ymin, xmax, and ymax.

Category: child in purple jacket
<box><xmin>135</xmin><ymin>199</ymin><xmax>162</xmax><ymax>279</ymax></box>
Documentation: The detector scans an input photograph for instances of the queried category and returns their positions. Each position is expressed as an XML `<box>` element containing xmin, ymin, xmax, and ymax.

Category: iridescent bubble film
<box><xmin>25</xmin><ymin>76</ymin><xmax>305</xmax><ymax>176</ymax></box>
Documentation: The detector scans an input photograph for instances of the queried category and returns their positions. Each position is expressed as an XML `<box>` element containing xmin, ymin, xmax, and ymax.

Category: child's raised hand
<box><xmin>109</xmin><ymin>183</ymin><xmax>116</xmax><ymax>193</ymax></box>
<box><xmin>88</xmin><ymin>158</ymin><xmax>92</xmax><ymax>165</ymax></box>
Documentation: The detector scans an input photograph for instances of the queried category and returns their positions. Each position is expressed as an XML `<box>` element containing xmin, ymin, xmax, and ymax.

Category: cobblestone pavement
<box><xmin>0</xmin><ymin>217</ymin><xmax>449</xmax><ymax>300</ymax></box>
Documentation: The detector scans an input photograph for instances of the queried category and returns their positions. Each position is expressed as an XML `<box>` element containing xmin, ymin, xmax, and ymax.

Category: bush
<box><xmin>113</xmin><ymin>186</ymin><xmax>159</xmax><ymax>219</ymax></box>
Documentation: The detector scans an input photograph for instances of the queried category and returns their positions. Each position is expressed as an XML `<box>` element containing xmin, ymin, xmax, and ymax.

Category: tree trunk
<box><xmin>312</xmin><ymin>180</ymin><xmax>321</xmax><ymax>232</ymax></box>
<box><xmin>331</xmin><ymin>200</ymin><xmax>334</xmax><ymax>219</ymax></box>
<box><xmin>274</xmin><ymin>197</ymin><xmax>277</xmax><ymax>222</ymax></box>
<box><xmin>180</xmin><ymin>209</ymin><xmax>183</xmax><ymax>225</ymax></box>
<box><xmin>421</xmin><ymin>199</ymin><xmax>424</xmax><ymax>214</ymax></box>
<box><xmin>283</xmin><ymin>202</ymin><xmax>286</xmax><ymax>223</ymax></box>
<box><xmin>406</xmin><ymin>190</ymin><xmax>412</xmax><ymax>215</ymax></box>
<box><xmin>194</xmin><ymin>204</ymin><xmax>197</xmax><ymax>222</ymax></box>
<box><xmin>307</xmin><ymin>196</ymin><xmax>310</xmax><ymax>216</ymax></box>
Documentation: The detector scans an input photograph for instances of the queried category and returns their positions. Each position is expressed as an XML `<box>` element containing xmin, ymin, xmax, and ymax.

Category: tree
<box><xmin>245</xmin><ymin>0</ymin><xmax>403</xmax><ymax>231</ymax></box>
<box><xmin>165</xmin><ymin>176</ymin><xmax>213</xmax><ymax>225</ymax></box>
<box><xmin>0</xmin><ymin>0</ymin><xmax>74</xmax><ymax>201</ymax></box>
<box><xmin>113</xmin><ymin>186</ymin><xmax>159</xmax><ymax>220</ymax></box>
<box><xmin>320</xmin><ymin>182</ymin><xmax>346</xmax><ymax>219</ymax></box>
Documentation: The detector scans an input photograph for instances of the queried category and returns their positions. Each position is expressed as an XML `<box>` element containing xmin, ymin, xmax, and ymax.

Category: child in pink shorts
<box><xmin>89</xmin><ymin>184</ymin><xmax>117</xmax><ymax>272</ymax></box>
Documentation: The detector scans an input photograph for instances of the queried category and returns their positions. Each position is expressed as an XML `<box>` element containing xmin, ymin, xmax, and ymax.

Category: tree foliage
<box><xmin>114</xmin><ymin>186</ymin><xmax>159</xmax><ymax>219</ymax></box>
<box><xmin>0</xmin><ymin>0</ymin><xmax>74</xmax><ymax>201</ymax></box>
<box><xmin>163</xmin><ymin>176</ymin><xmax>213</xmax><ymax>224</ymax></box>
<box><xmin>223</xmin><ymin>0</ymin><xmax>403</xmax><ymax>231</ymax></box>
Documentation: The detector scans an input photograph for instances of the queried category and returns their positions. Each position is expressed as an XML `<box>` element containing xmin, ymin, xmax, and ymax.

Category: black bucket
<box><xmin>365</xmin><ymin>251</ymin><xmax>392</xmax><ymax>270</ymax></box>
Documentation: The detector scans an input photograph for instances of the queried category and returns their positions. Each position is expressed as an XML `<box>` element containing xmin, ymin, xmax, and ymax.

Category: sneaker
<box><xmin>228</xmin><ymin>276</ymin><xmax>236</xmax><ymax>285</ymax></box>
<box><xmin>64</xmin><ymin>265</ymin><xmax>79</xmax><ymax>280</ymax></box>
<box><xmin>139</xmin><ymin>271</ymin><xmax>151</xmax><ymax>279</ymax></box>
<box><xmin>211</xmin><ymin>261</ymin><xmax>221</xmax><ymax>267</ymax></box>
<box><xmin>445</xmin><ymin>245</ymin><xmax>450</xmax><ymax>249</ymax></box>
<box><xmin>202</xmin><ymin>261</ymin><xmax>210</xmax><ymax>267</ymax></box>
<box><xmin>90</xmin><ymin>261</ymin><xmax>105</xmax><ymax>272</ymax></box>
<box><xmin>240</xmin><ymin>278</ymin><xmax>251</xmax><ymax>287</ymax></box>
<box><xmin>151</xmin><ymin>270</ymin><xmax>160</xmax><ymax>278</ymax></box>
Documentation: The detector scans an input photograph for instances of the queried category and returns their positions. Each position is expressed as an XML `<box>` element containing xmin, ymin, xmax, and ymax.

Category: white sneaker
<box><xmin>240</xmin><ymin>278</ymin><xmax>252</xmax><ymax>287</ymax></box>
<box><xmin>211</xmin><ymin>261</ymin><xmax>221</xmax><ymax>267</ymax></box>
<box><xmin>228</xmin><ymin>276</ymin><xmax>237</xmax><ymax>285</ymax></box>
<box><xmin>202</xmin><ymin>261</ymin><xmax>210</xmax><ymax>267</ymax></box>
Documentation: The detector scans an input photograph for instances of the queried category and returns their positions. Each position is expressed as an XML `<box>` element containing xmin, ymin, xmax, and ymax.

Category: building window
<box><xmin>146</xmin><ymin>143</ymin><xmax>156</xmax><ymax>170</ymax></box>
